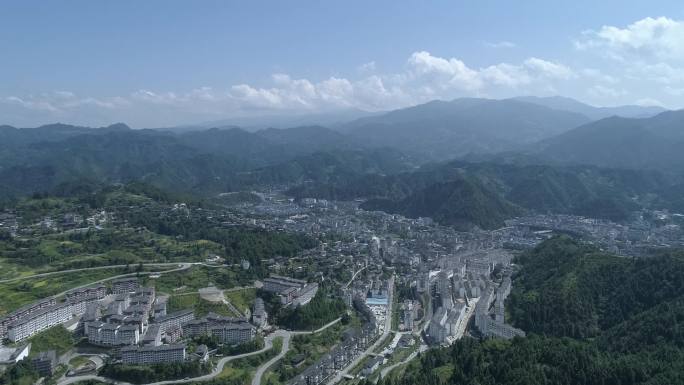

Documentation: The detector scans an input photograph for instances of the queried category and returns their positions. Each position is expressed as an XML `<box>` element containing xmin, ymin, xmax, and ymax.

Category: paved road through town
<box><xmin>327</xmin><ymin>275</ymin><xmax>394</xmax><ymax>384</ymax></box>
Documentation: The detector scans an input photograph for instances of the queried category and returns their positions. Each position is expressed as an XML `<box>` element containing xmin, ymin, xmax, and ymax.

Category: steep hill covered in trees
<box><xmin>381</xmin><ymin>237</ymin><xmax>684</xmax><ymax>385</ymax></box>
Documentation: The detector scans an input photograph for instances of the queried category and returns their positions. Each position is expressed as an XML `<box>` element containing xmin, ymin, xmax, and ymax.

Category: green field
<box><xmin>143</xmin><ymin>265</ymin><xmax>251</xmax><ymax>295</ymax></box>
<box><xmin>27</xmin><ymin>326</ymin><xmax>74</xmax><ymax>357</ymax></box>
<box><xmin>0</xmin><ymin>225</ymin><xmax>225</xmax><ymax>278</ymax></box>
<box><xmin>68</xmin><ymin>356</ymin><xmax>92</xmax><ymax>368</ymax></box>
<box><xmin>225</xmin><ymin>288</ymin><xmax>257</xmax><ymax>314</ymax></box>
<box><xmin>167</xmin><ymin>293</ymin><xmax>239</xmax><ymax>317</ymax></box>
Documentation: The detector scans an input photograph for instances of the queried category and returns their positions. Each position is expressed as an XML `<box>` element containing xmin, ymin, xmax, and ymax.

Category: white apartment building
<box><xmin>120</xmin><ymin>344</ymin><xmax>186</xmax><ymax>365</ymax></box>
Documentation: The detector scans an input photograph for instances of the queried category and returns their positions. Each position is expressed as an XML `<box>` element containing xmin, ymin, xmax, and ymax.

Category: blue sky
<box><xmin>2</xmin><ymin>1</ymin><xmax>684</xmax><ymax>127</ymax></box>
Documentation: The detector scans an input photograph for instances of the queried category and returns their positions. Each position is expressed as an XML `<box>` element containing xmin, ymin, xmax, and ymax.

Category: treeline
<box><xmin>0</xmin><ymin>360</ymin><xmax>39</xmax><ymax>385</ymax></box>
<box><xmin>99</xmin><ymin>361</ymin><xmax>211</xmax><ymax>384</ymax></box>
<box><xmin>122</xmin><ymin>207</ymin><xmax>317</xmax><ymax>275</ymax></box>
<box><xmin>508</xmin><ymin>236</ymin><xmax>684</xmax><ymax>338</ymax></box>
<box><xmin>382</xmin><ymin>335</ymin><xmax>684</xmax><ymax>385</ymax></box>
<box><xmin>289</xmin><ymin>161</ymin><xmax>683</xmax><ymax>224</ymax></box>
<box><xmin>382</xmin><ymin>237</ymin><xmax>684</xmax><ymax>385</ymax></box>
<box><xmin>263</xmin><ymin>284</ymin><xmax>346</xmax><ymax>330</ymax></box>
<box><xmin>192</xmin><ymin>334</ymin><xmax>265</xmax><ymax>356</ymax></box>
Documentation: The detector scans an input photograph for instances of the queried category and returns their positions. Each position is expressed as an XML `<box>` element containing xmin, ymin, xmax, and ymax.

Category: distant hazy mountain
<box><xmin>512</xmin><ymin>96</ymin><xmax>667</xmax><ymax>120</ymax></box>
<box><xmin>339</xmin><ymin>98</ymin><xmax>591</xmax><ymax>161</ymax></box>
<box><xmin>171</xmin><ymin>108</ymin><xmax>379</xmax><ymax>132</ymax></box>
<box><xmin>0</xmin><ymin>122</ymin><xmax>130</xmax><ymax>147</ymax></box>
<box><xmin>0</xmin><ymin>123</ymin><xmax>411</xmax><ymax>198</ymax></box>
<box><xmin>533</xmin><ymin>110</ymin><xmax>684</xmax><ymax>170</ymax></box>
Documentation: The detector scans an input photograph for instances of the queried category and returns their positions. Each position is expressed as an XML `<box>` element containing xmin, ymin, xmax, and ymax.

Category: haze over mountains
<box><xmin>533</xmin><ymin>110</ymin><xmax>684</xmax><ymax>170</ymax></box>
<box><xmin>1</xmin><ymin>95</ymin><xmax>682</xmax><ymax>229</ymax></box>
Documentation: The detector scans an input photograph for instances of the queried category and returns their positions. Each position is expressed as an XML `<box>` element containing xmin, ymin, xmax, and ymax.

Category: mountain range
<box><xmin>1</xmin><ymin>95</ymin><xmax>682</xmax><ymax>228</ymax></box>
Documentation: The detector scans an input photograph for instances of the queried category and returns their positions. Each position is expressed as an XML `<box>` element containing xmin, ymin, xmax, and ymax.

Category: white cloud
<box><xmin>5</xmin><ymin>95</ymin><xmax>60</xmax><ymax>112</ymax></box>
<box><xmin>480</xmin><ymin>63</ymin><xmax>531</xmax><ymax>87</ymax></box>
<box><xmin>524</xmin><ymin>58</ymin><xmax>575</xmax><ymax>79</ymax></box>
<box><xmin>576</xmin><ymin>16</ymin><xmax>684</xmax><ymax>62</ymax></box>
<box><xmin>485</xmin><ymin>41</ymin><xmax>516</xmax><ymax>48</ymax></box>
<box><xmin>0</xmin><ymin>52</ymin><xmax>583</xmax><ymax>126</ymax></box>
<box><xmin>358</xmin><ymin>61</ymin><xmax>376</xmax><ymax>73</ymax></box>
<box><xmin>407</xmin><ymin>51</ymin><xmax>483</xmax><ymax>91</ymax></box>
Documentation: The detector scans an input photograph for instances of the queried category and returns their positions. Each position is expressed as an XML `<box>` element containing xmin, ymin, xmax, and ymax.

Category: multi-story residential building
<box><xmin>155</xmin><ymin>309</ymin><xmax>194</xmax><ymax>334</ymax></box>
<box><xmin>120</xmin><ymin>344</ymin><xmax>186</xmax><ymax>365</ymax></box>
<box><xmin>210</xmin><ymin>322</ymin><xmax>256</xmax><ymax>345</ymax></box>
<box><xmin>153</xmin><ymin>302</ymin><xmax>167</xmax><ymax>318</ymax></box>
<box><xmin>164</xmin><ymin>325</ymin><xmax>182</xmax><ymax>343</ymax></box>
<box><xmin>65</xmin><ymin>284</ymin><xmax>106</xmax><ymax>304</ymax></box>
<box><xmin>291</xmin><ymin>283</ymin><xmax>318</xmax><ymax>306</ymax></box>
<box><xmin>130</xmin><ymin>287</ymin><xmax>156</xmax><ymax>308</ymax></box>
<box><xmin>0</xmin><ymin>298</ymin><xmax>56</xmax><ymax>338</ymax></box>
<box><xmin>401</xmin><ymin>300</ymin><xmax>416</xmax><ymax>332</ymax></box>
<box><xmin>86</xmin><ymin>322</ymin><xmax>140</xmax><ymax>346</ymax></box>
<box><xmin>428</xmin><ymin>302</ymin><xmax>467</xmax><ymax>344</ymax></box>
<box><xmin>183</xmin><ymin>313</ymin><xmax>255</xmax><ymax>344</ymax></box>
<box><xmin>251</xmin><ymin>298</ymin><xmax>267</xmax><ymax>328</ymax></box>
<box><xmin>466</xmin><ymin>259</ymin><xmax>492</xmax><ymax>278</ymax></box>
<box><xmin>7</xmin><ymin>303</ymin><xmax>72</xmax><ymax>342</ymax></box>
<box><xmin>262</xmin><ymin>275</ymin><xmax>319</xmax><ymax>306</ymax></box>
<box><xmin>112</xmin><ymin>278</ymin><xmax>139</xmax><ymax>294</ymax></box>
<box><xmin>142</xmin><ymin>324</ymin><xmax>162</xmax><ymax>346</ymax></box>
<box><xmin>476</xmin><ymin>315</ymin><xmax>526</xmax><ymax>339</ymax></box>
<box><xmin>262</xmin><ymin>275</ymin><xmax>307</xmax><ymax>293</ymax></box>
<box><xmin>32</xmin><ymin>350</ymin><xmax>57</xmax><ymax>377</ymax></box>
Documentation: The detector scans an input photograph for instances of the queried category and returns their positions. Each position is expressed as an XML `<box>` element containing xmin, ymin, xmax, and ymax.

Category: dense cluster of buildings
<box><xmin>506</xmin><ymin>213</ymin><xmax>684</xmax><ymax>256</ymax></box>
<box><xmin>290</xmin><ymin>322</ymin><xmax>378</xmax><ymax>385</ymax></box>
<box><xmin>84</xmin><ymin>286</ymin><xmax>161</xmax><ymax>347</ymax></box>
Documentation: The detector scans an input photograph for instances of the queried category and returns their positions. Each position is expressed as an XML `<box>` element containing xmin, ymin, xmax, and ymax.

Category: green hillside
<box><xmin>382</xmin><ymin>237</ymin><xmax>684</xmax><ymax>385</ymax></box>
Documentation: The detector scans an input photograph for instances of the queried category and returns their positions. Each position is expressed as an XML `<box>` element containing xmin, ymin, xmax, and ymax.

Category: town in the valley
<box><xmin>0</xmin><ymin>188</ymin><xmax>681</xmax><ymax>385</ymax></box>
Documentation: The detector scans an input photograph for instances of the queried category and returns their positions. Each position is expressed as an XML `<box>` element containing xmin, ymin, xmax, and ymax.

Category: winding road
<box><xmin>57</xmin><ymin>318</ymin><xmax>342</xmax><ymax>385</ymax></box>
<box><xmin>0</xmin><ymin>261</ymin><xmax>231</xmax><ymax>284</ymax></box>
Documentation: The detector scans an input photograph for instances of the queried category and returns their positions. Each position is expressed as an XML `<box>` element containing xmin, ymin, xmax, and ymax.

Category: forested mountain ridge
<box><xmin>289</xmin><ymin>160</ymin><xmax>682</xmax><ymax>227</ymax></box>
<box><xmin>382</xmin><ymin>237</ymin><xmax>684</xmax><ymax>385</ymax></box>
<box><xmin>0</xmin><ymin>123</ymin><xmax>413</xmax><ymax>199</ymax></box>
